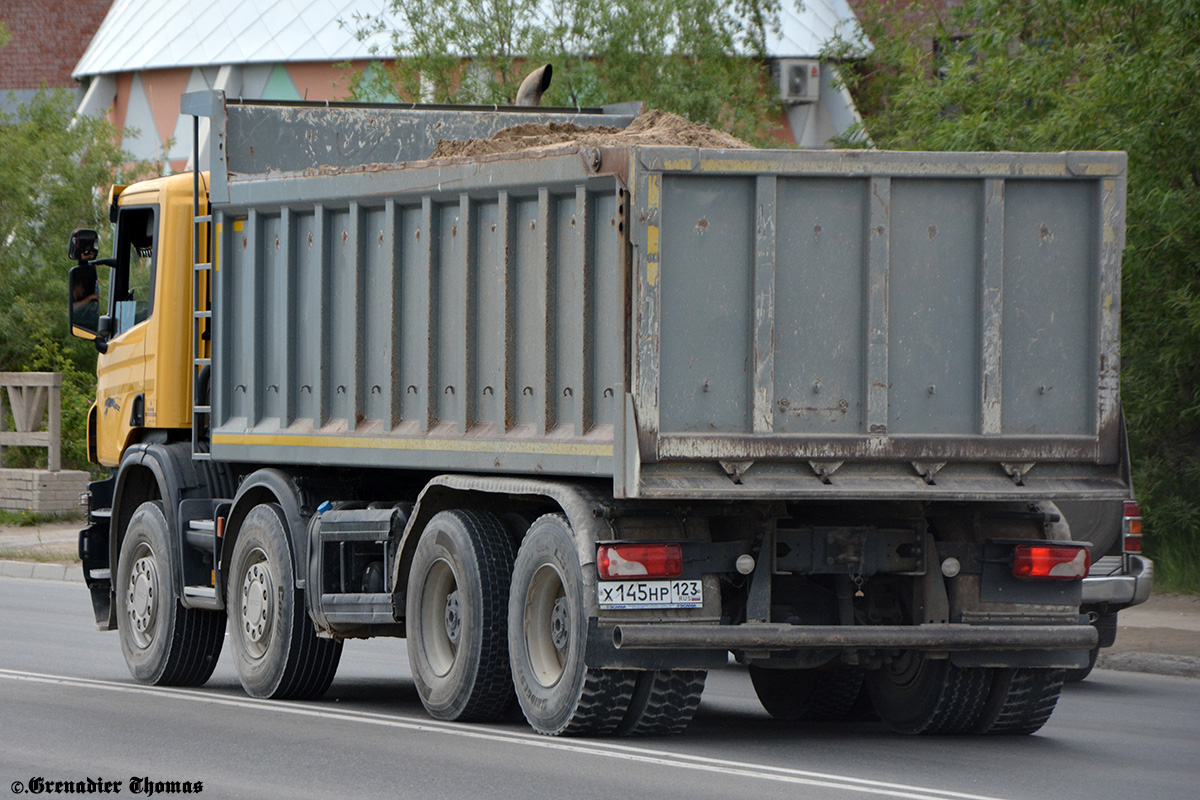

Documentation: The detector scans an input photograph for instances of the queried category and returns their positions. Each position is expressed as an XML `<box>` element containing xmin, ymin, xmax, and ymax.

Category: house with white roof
<box><xmin>68</xmin><ymin>0</ymin><xmax>867</xmax><ymax>169</ymax></box>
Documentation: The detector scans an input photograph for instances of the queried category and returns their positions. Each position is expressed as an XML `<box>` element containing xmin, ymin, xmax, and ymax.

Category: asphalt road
<box><xmin>0</xmin><ymin>576</ymin><xmax>1196</xmax><ymax>800</ymax></box>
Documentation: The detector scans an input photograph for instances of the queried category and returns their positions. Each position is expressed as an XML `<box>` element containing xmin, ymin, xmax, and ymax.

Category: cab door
<box><xmin>95</xmin><ymin>204</ymin><xmax>159</xmax><ymax>467</ymax></box>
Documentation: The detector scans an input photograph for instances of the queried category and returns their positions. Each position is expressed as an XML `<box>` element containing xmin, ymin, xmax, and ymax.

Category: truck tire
<box><xmin>509</xmin><ymin>514</ymin><xmax>637</xmax><ymax>736</ymax></box>
<box><xmin>116</xmin><ymin>501</ymin><xmax>224</xmax><ymax>686</ymax></box>
<box><xmin>973</xmin><ymin>668</ymin><xmax>1064</xmax><ymax>735</ymax></box>
<box><xmin>749</xmin><ymin>665</ymin><xmax>864</xmax><ymax>722</ymax></box>
<box><xmin>406</xmin><ymin>509</ymin><xmax>516</xmax><ymax>722</ymax></box>
<box><xmin>227</xmin><ymin>503</ymin><xmax>342</xmax><ymax>699</ymax></box>
<box><xmin>617</xmin><ymin>670</ymin><xmax>707</xmax><ymax>736</ymax></box>
<box><xmin>866</xmin><ymin>652</ymin><xmax>991</xmax><ymax>734</ymax></box>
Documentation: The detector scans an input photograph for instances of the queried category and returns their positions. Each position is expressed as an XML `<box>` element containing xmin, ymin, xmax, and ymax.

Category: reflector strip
<box><xmin>598</xmin><ymin>544</ymin><xmax>683</xmax><ymax>579</ymax></box>
<box><xmin>1123</xmin><ymin>500</ymin><xmax>1143</xmax><ymax>555</ymax></box>
<box><xmin>1012</xmin><ymin>544</ymin><xmax>1090</xmax><ymax>580</ymax></box>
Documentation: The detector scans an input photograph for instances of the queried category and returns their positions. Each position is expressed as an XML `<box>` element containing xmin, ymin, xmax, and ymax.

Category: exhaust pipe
<box><xmin>515</xmin><ymin>64</ymin><xmax>553</xmax><ymax>107</ymax></box>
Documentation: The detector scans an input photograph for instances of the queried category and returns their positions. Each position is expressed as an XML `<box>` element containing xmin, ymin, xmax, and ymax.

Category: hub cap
<box><xmin>444</xmin><ymin>590</ymin><xmax>462</xmax><ymax>645</ymax></box>
<box><xmin>126</xmin><ymin>547</ymin><xmax>159</xmax><ymax>649</ymax></box>
<box><xmin>240</xmin><ymin>551</ymin><xmax>274</xmax><ymax>659</ymax></box>
<box><xmin>550</xmin><ymin>598</ymin><xmax>570</xmax><ymax>652</ymax></box>
<box><xmin>524</xmin><ymin>564</ymin><xmax>569</xmax><ymax>688</ymax></box>
<box><xmin>420</xmin><ymin>558</ymin><xmax>459</xmax><ymax>677</ymax></box>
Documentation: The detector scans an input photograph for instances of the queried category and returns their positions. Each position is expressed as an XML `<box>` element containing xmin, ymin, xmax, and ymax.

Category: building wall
<box><xmin>102</xmin><ymin>60</ymin><xmax>365</xmax><ymax>171</ymax></box>
<box><xmin>0</xmin><ymin>0</ymin><xmax>112</xmax><ymax>107</ymax></box>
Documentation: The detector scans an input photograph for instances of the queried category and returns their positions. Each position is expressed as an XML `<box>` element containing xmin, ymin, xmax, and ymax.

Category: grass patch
<box><xmin>0</xmin><ymin>509</ymin><xmax>84</xmax><ymax>528</ymax></box>
<box><xmin>0</xmin><ymin>545</ymin><xmax>80</xmax><ymax>564</ymax></box>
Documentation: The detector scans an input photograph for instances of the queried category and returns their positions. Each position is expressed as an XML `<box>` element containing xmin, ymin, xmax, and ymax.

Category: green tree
<box><xmin>0</xmin><ymin>89</ymin><xmax>130</xmax><ymax>472</ymax></box>
<box><xmin>828</xmin><ymin>0</ymin><xmax>1200</xmax><ymax>590</ymax></box>
<box><xmin>346</xmin><ymin>0</ymin><xmax>785</xmax><ymax>143</ymax></box>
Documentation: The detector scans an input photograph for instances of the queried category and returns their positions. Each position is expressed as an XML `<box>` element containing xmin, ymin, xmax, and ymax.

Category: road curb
<box><xmin>1097</xmin><ymin>652</ymin><xmax>1200</xmax><ymax>680</ymax></box>
<box><xmin>0</xmin><ymin>560</ymin><xmax>82</xmax><ymax>582</ymax></box>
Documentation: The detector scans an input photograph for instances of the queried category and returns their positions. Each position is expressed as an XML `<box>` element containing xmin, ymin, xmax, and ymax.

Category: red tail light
<box><xmin>1123</xmin><ymin>500</ymin><xmax>1143</xmax><ymax>554</ymax></box>
<box><xmin>598</xmin><ymin>544</ymin><xmax>683</xmax><ymax>579</ymax></box>
<box><xmin>1012</xmin><ymin>544</ymin><xmax>1090</xmax><ymax>580</ymax></box>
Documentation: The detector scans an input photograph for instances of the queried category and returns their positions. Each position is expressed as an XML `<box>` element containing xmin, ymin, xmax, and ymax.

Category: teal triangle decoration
<box><xmin>263</xmin><ymin>64</ymin><xmax>302</xmax><ymax>101</ymax></box>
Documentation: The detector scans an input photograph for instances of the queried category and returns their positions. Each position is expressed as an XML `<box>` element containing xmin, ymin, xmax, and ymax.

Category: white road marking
<box><xmin>0</xmin><ymin>668</ymin><xmax>1011</xmax><ymax>800</ymax></box>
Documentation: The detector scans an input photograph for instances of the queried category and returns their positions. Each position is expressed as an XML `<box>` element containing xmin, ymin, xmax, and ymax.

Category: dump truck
<box><xmin>67</xmin><ymin>89</ymin><xmax>1150</xmax><ymax>736</ymax></box>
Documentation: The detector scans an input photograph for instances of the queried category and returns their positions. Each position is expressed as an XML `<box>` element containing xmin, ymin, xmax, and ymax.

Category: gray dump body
<box><xmin>192</xmin><ymin>93</ymin><xmax>1129</xmax><ymax>502</ymax></box>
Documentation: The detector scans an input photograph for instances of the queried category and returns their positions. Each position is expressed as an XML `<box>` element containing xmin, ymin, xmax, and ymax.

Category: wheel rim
<box><xmin>239</xmin><ymin>547</ymin><xmax>274</xmax><ymax>660</ymax></box>
<box><xmin>420</xmin><ymin>558</ymin><xmax>459</xmax><ymax>677</ymax></box>
<box><xmin>882</xmin><ymin>650</ymin><xmax>924</xmax><ymax>690</ymax></box>
<box><xmin>125</xmin><ymin>543</ymin><xmax>159</xmax><ymax>649</ymax></box>
<box><xmin>524</xmin><ymin>563</ymin><xmax>569</xmax><ymax>688</ymax></box>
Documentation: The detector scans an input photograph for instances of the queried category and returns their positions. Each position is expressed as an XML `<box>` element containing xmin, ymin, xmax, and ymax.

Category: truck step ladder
<box><xmin>190</xmin><ymin>113</ymin><xmax>213</xmax><ymax>461</ymax></box>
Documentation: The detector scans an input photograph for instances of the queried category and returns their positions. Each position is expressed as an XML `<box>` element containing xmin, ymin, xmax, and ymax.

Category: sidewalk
<box><xmin>3</xmin><ymin>519</ymin><xmax>1198</xmax><ymax>677</ymax></box>
<box><xmin>0</xmin><ymin>519</ymin><xmax>82</xmax><ymax>581</ymax></box>
<box><xmin>1100</xmin><ymin>592</ymin><xmax>1200</xmax><ymax>678</ymax></box>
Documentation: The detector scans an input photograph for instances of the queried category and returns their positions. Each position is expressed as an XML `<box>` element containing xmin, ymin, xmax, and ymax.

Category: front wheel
<box><xmin>509</xmin><ymin>514</ymin><xmax>636</xmax><ymax>736</ymax></box>
<box><xmin>227</xmin><ymin>503</ymin><xmax>342</xmax><ymax>699</ymax></box>
<box><xmin>116</xmin><ymin>501</ymin><xmax>224</xmax><ymax>686</ymax></box>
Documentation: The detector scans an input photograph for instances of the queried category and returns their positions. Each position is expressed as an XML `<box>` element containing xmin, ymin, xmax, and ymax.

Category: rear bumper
<box><xmin>611</xmin><ymin>622</ymin><xmax>1098</xmax><ymax>652</ymax></box>
<box><xmin>1082</xmin><ymin>554</ymin><xmax>1153</xmax><ymax>609</ymax></box>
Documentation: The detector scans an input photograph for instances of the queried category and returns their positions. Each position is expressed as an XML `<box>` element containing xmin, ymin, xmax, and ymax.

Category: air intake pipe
<box><xmin>515</xmin><ymin>64</ymin><xmax>553</xmax><ymax>107</ymax></box>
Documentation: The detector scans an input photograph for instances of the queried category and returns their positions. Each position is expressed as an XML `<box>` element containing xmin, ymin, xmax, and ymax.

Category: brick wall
<box><xmin>0</xmin><ymin>0</ymin><xmax>113</xmax><ymax>90</ymax></box>
<box><xmin>0</xmin><ymin>468</ymin><xmax>88</xmax><ymax>515</ymax></box>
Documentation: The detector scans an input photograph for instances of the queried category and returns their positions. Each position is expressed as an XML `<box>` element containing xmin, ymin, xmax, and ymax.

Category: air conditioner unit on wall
<box><xmin>775</xmin><ymin>58</ymin><xmax>820</xmax><ymax>105</ymax></box>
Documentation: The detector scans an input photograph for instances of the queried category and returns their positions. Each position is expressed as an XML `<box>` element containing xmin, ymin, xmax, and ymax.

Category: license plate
<box><xmin>597</xmin><ymin>579</ymin><xmax>703</xmax><ymax>609</ymax></box>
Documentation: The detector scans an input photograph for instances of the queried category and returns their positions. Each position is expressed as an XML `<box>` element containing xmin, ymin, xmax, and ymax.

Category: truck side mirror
<box><xmin>68</xmin><ymin>228</ymin><xmax>99</xmax><ymax>262</ymax></box>
<box><xmin>69</xmin><ymin>264</ymin><xmax>102</xmax><ymax>341</ymax></box>
<box><xmin>68</xmin><ymin>227</ymin><xmax>116</xmax><ymax>353</ymax></box>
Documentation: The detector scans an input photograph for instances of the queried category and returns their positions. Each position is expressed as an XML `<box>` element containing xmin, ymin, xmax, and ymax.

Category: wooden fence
<box><xmin>0</xmin><ymin>372</ymin><xmax>63</xmax><ymax>472</ymax></box>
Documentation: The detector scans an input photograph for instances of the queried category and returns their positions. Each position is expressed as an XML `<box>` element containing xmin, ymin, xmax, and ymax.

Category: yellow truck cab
<box><xmin>69</xmin><ymin>174</ymin><xmax>203</xmax><ymax>466</ymax></box>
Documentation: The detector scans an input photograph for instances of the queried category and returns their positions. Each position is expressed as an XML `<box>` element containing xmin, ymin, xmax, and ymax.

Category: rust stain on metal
<box><xmin>695</xmin><ymin>217</ymin><xmax>709</xmax><ymax>234</ymax></box>
<box><xmin>1038</xmin><ymin>223</ymin><xmax>1054</xmax><ymax>244</ymax></box>
<box><xmin>813</xmin><ymin>224</ymin><xmax>823</xmax><ymax>237</ymax></box>
<box><xmin>928</xmin><ymin>224</ymin><xmax>938</xmax><ymax>240</ymax></box>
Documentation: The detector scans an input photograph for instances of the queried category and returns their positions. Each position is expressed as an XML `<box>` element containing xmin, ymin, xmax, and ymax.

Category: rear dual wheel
<box><xmin>406</xmin><ymin>510</ymin><xmax>517</xmax><ymax>722</ymax></box>
<box><xmin>408</xmin><ymin>511</ymin><xmax>706</xmax><ymax>736</ymax></box>
<box><xmin>866</xmin><ymin>652</ymin><xmax>991</xmax><ymax>735</ymax></box>
<box><xmin>974</xmin><ymin>668</ymin><xmax>1064</xmax><ymax>735</ymax></box>
<box><xmin>508</xmin><ymin>515</ymin><xmax>638</xmax><ymax>736</ymax></box>
<box><xmin>749</xmin><ymin>665</ymin><xmax>865</xmax><ymax>722</ymax></box>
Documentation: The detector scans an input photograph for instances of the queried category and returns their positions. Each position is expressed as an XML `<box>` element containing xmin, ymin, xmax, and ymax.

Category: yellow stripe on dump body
<box><xmin>212</xmin><ymin>431</ymin><xmax>614</xmax><ymax>458</ymax></box>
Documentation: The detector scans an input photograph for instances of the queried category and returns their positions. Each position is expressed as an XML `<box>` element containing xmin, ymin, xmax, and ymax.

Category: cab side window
<box><xmin>113</xmin><ymin>207</ymin><xmax>157</xmax><ymax>335</ymax></box>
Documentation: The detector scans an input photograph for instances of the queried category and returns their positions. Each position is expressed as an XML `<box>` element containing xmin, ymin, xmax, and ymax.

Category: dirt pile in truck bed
<box><xmin>429</xmin><ymin>109</ymin><xmax>753</xmax><ymax>158</ymax></box>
